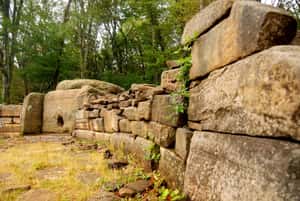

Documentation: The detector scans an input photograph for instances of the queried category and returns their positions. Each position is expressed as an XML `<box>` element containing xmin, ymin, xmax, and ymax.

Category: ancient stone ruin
<box><xmin>1</xmin><ymin>0</ymin><xmax>300</xmax><ymax>200</ymax></box>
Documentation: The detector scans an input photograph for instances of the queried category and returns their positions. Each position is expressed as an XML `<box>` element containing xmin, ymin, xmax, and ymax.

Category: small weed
<box><xmin>145</xmin><ymin>143</ymin><xmax>160</xmax><ymax>163</ymax></box>
<box><xmin>159</xmin><ymin>187</ymin><xmax>186</xmax><ymax>201</ymax></box>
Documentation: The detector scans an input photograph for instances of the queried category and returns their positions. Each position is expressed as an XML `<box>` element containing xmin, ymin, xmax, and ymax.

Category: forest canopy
<box><xmin>0</xmin><ymin>0</ymin><xmax>298</xmax><ymax>103</ymax></box>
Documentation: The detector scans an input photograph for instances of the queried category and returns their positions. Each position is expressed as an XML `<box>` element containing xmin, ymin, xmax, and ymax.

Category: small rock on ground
<box><xmin>17</xmin><ymin>189</ymin><xmax>58</xmax><ymax>201</ymax></box>
<box><xmin>88</xmin><ymin>189</ymin><xmax>120</xmax><ymax>201</ymax></box>
<box><xmin>108</xmin><ymin>160</ymin><xmax>128</xmax><ymax>170</ymax></box>
<box><xmin>125</xmin><ymin>179</ymin><xmax>153</xmax><ymax>193</ymax></box>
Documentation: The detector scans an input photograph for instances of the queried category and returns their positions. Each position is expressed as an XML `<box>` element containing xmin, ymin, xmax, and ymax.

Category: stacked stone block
<box><xmin>182</xmin><ymin>0</ymin><xmax>300</xmax><ymax>201</ymax></box>
<box><xmin>0</xmin><ymin>105</ymin><xmax>22</xmax><ymax>136</ymax></box>
<box><xmin>70</xmin><ymin>1</ymin><xmax>300</xmax><ymax>200</ymax></box>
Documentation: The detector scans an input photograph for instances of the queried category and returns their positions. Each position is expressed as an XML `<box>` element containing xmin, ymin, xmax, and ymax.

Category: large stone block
<box><xmin>89</xmin><ymin>118</ymin><xmax>104</xmax><ymax>132</ymax></box>
<box><xmin>181</xmin><ymin>0</ymin><xmax>234</xmax><ymax>45</ymax></box>
<box><xmin>185</xmin><ymin>131</ymin><xmax>300</xmax><ymax>201</ymax></box>
<box><xmin>131</xmin><ymin>121</ymin><xmax>148</xmax><ymax>139</ymax></box>
<box><xmin>21</xmin><ymin>93</ymin><xmax>44</xmax><ymax>134</ymax></box>
<box><xmin>159</xmin><ymin>148</ymin><xmax>185</xmax><ymax>190</ymax></box>
<box><xmin>190</xmin><ymin>1</ymin><xmax>297</xmax><ymax>80</ymax></box>
<box><xmin>137</xmin><ymin>101</ymin><xmax>151</xmax><ymax>121</ymax></box>
<box><xmin>151</xmin><ymin>95</ymin><xmax>184</xmax><ymax>127</ymax></box>
<box><xmin>56</xmin><ymin>79</ymin><xmax>124</xmax><ymax>94</ymax></box>
<box><xmin>43</xmin><ymin>87</ymin><xmax>102</xmax><ymax>133</ymax></box>
<box><xmin>0</xmin><ymin>124</ymin><xmax>20</xmax><ymax>132</ymax></box>
<box><xmin>148</xmin><ymin>122</ymin><xmax>176</xmax><ymax>148</ymax></box>
<box><xmin>0</xmin><ymin>105</ymin><xmax>22</xmax><ymax>117</ymax></box>
<box><xmin>161</xmin><ymin>69</ymin><xmax>183</xmax><ymax>92</ymax></box>
<box><xmin>132</xmin><ymin>137</ymin><xmax>154</xmax><ymax>172</ymax></box>
<box><xmin>188</xmin><ymin>46</ymin><xmax>300</xmax><ymax>141</ymax></box>
<box><xmin>175</xmin><ymin>128</ymin><xmax>193</xmax><ymax>161</ymax></box>
<box><xmin>72</xmin><ymin>130</ymin><xmax>94</xmax><ymax>140</ymax></box>
<box><xmin>122</xmin><ymin>107</ymin><xmax>139</xmax><ymax>121</ymax></box>
<box><xmin>102</xmin><ymin>109</ymin><xmax>120</xmax><ymax>133</ymax></box>
<box><xmin>130</xmin><ymin>84</ymin><xmax>164</xmax><ymax>101</ymax></box>
<box><xmin>75</xmin><ymin>119</ymin><xmax>89</xmax><ymax>130</ymax></box>
<box><xmin>119</xmin><ymin>119</ymin><xmax>132</xmax><ymax>133</ymax></box>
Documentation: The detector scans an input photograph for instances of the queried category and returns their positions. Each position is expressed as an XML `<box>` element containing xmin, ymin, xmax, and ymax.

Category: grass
<box><xmin>0</xmin><ymin>139</ymin><xmax>149</xmax><ymax>201</ymax></box>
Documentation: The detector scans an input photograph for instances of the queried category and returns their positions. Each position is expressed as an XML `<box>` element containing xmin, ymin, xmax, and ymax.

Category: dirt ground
<box><xmin>0</xmin><ymin>134</ymin><xmax>159</xmax><ymax>201</ymax></box>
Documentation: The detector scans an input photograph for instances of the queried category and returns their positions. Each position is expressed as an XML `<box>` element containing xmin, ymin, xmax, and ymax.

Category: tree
<box><xmin>0</xmin><ymin>0</ymin><xmax>24</xmax><ymax>103</ymax></box>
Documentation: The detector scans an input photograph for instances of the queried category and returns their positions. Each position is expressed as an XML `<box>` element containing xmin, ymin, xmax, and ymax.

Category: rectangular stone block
<box><xmin>181</xmin><ymin>0</ymin><xmax>234</xmax><ymax>45</ymax></box>
<box><xmin>148</xmin><ymin>121</ymin><xmax>176</xmax><ymax>148</ymax></box>
<box><xmin>72</xmin><ymin>130</ymin><xmax>94</xmax><ymax>140</ymax></box>
<box><xmin>119</xmin><ymin>119</ymin><xmax>132</xmax><ymax>133</ymax></box>
<box><xmin>137</xmin><ymin>101</ymin><xmax>151</xmax><ymax>121</ymax></box>
<box><xmin>161</xmin><ymin>68</ymin><xmax>183</xmax><ymax>92</ymax></box>
<box><xmin>0</xmin><ymin>124</ymin><xmax>20</xmax><ymax>132</ymax></box>
<box><xmin>75</xmin><ymin>109</ymin><xmax>89</xmax><ymax>120</ymax></box>
<box><xmin>0</xmin><ymin>117</ymin><xmax>13</xmax><ymax>124</ymax></box>
<box><xmin>88</xmin><ymin>109</ymin><xmax>99</xmax><ymax>119</ymax></box>
<box><xmin>0</xmin><ymin>105</ymin><xmax>22</xmax><ymax>117</ymax></box>
<box><xmin>94</xmin><ymin>132</ymin><xmax>112</xmax><ymax>144</ymax></box>
<box><xmin>21</xmin><ymin>93</ymin><xmax>44</xmax><ymax>134</ymax></box>
<box><xmin>190</xmin><ymin>1</ymin><xmax>297</xmax><ymax>80</ymax></box>
<box><xmin>103</xmin><ymin>109</ymin><xmax>120</xmax><ymax>133</ymax></box>
<box><xmin>122</xmin><ymin>107</ymin><xmax>139</xmax><ymax>121</ymax></box>
<box><xmin>159</xmin><ymin>147</ymin><xmax>185</xmax><ymax>190</ymax></box>
<box><xmin>151</xmin><ymin>95</ymin><xmax>184</xmax><ymax>127</ymax></box>
<box><xmin>187</xmin><ymin>121</ymin><xmax>202</xmax><ymax>131</ymax></box>
<box><xmin>131</xmin><ymin>121</ymin><xmax>148</xmax><ymax>139</ymax></box>
<box><xmin>188</xmin><ymin>46</ymin><xmax>300</xmax><ymax>141</ymax></box>
<box><xmin>89</xmin><ymin>118</ymin><xmax>104</xmax><ymax>132</ymax></box>
<box><xmin>185</xmin><ymin>131</ymin><xmax>300</xmax><ymax>201</ymax></box>
<box><xmin>75</xmin><ymin>119</ymin><xmax>89</xmax><ymax>130</ymax></box>
<box><xmin>175</xmin><ymin>128</ymin><xmax>193</xmax><ymax>161</ymax></box>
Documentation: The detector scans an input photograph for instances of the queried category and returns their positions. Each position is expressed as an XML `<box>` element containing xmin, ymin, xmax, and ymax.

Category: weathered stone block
<box><xmin>187</xmin><ymin>121</ymin><xmax>202</xmax><ymax>131</ymax></box>
<box><xmin>131</xmin><ymin>84</ymin><xmax>164</xmax><ymax>101</ymax></box>
<box><xmin>94</xmin><ymin>132</ymin><xmax>112</xmax><ymax>144</ymax></box>
<box><xmin>188</xmin><ymin>46</ymin><xmax>300</xmax><ymax>141</ymax></box>
<box><xmin>148</xmin><ymin>122</ymin><xmax>176</xmax><ymax>148</ymax></box>
<box><xmin>137</xmin><ymin>101</ymin><xmax>151</xmax><ymax>120</ymax></box>
<box><xmin>75</xmin><ymin>109</ymin><xmax>89</xmax><ymax>120</ymax></box>
<box><xmin>89</xmin><ymin>118</ymin><xmax>104</xmax><ymax>132</ymax></box>
<box><xmin>161</xmin><ymin>69</ymin><xmax>183</xmax><ymax>92</ymax></box>
<box><xmin>119</xmin><ymin>119</ymin><xmax>132</xmax><ymax>133</ymax></box>
<box><xmin>190</xmin><ymin>1</ymin><xmax>297</xmax><ymax>80</ymax></box>
<box><xmin>56</xmin><ymin>79</ymin><xmax>124</xmax><ymax>94</ymax></box>
<box><xmin>131</xmin><ymin>121</ymin><xmax>148</xmax><ymax>139</ymax></box>
<box><xmin>103</xmin><ymin>109</ymin><xmax>120</xmax><ymax>133</ymax></box>
<box><xmin>182</xmin><ymin>0</ymin><xmax>234</xmax><ymax>45</ymax></box>
<box><xmin>175</xmin><ymin>128</ymin><xmax>193</xmax><ymax>161</ymax></box>
<box><xmin>151</xmin><ymin>95</ymin><xmax>184</xmax><ymax>127</ymax></box>
<box><xmin>21</xmin><ymin>93</ymin><xmax>44</xmax><ymax>134</ymax></box>
<box><xmin>75</xmin><ymin>119</ymin><xmax>90</xmax><ymax>130</ymax></box>
<box><xmin>0</xmin><ymin>105</ymin><xmax>22</xmax><ymax>117</ymax></box>
<box><xmin>159</xmin><ymin>148</ymin><xmax>185</xmax><ymax>190</ymax></box>
<box><xmin>132</xmin><ymin>137</ymin><xmax>154</xmax><ymax>172</ymax></box>
<box><xmin>72</xmin><ymin>130</ymin><xmax>94</xmax><ymax>140</ymax></box>
<box><xmin>43</xmin><ymin>87</ymin><xmax>101</xmax><ymax>133</ymax></box>
<box><xmin>166</xmin><ymin>60</ymin><xmax>181</xmax><ymax>69</ymax></box>
<box><xmin>88</xmin><ymin>109</ymin><xmax>99</xmax><ymax>119</ymax></box>
<box><xmin>185</xmin><ymin>131</ymin><xmax>300</xmax><ymax>201</ymax></box>
<box><xmin>0</xmin><ymin>124</ymin><xmax>21</xmax><ymax>132</ymax></box>
<box><xmin>123</xmin><ymin>107</ymin><xmax>139</xmax><ymax>121</ymax></box>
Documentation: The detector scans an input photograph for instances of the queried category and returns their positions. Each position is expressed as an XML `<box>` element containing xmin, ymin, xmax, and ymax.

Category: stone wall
<box><xmin>22</xmin><ymin>0</ymin><xmax>300</xmax><ymax>200</ymax></box>
<box><xmin>0</xmin><ymin>105</ymin><xmax>22</xmax><ymax>137</ymax></box>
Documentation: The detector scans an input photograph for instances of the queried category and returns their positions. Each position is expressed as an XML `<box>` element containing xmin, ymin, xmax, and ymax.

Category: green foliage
<box><xmin>0</xmin><ymin>0</ymin><xmax>203</xmax><ymax>102</ymax></box>
<box><xmin>159</xmin><ymin>187</ymin><xmax>186</xmax><ymax>201</ymax></box>
<box><xmin>171</xmin><ymin>52</ymin><xmax>192</xmax><ymax>115</ymax></box>
<box><xmin>145</xmin><ymin>143</ymin><xmax>161</xmax><ymax>163</ymax></box>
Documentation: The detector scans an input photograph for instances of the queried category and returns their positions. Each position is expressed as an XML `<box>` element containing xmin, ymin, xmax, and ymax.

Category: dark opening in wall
<box><xmin>57</xmin><ymin>115</ymin><xmax>64</xmax><ymax>127</ymax></box>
